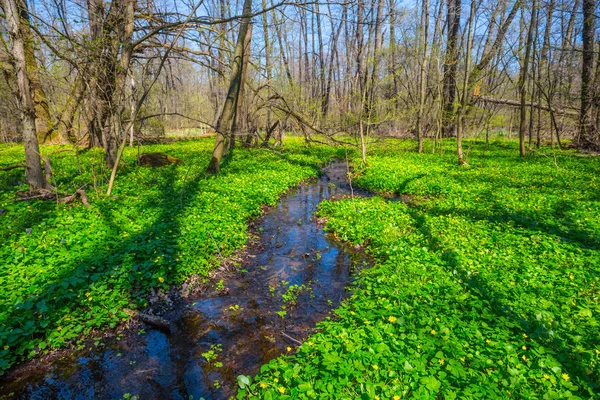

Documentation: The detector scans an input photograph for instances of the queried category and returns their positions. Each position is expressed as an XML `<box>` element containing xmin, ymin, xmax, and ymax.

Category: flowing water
<box><xmin>0</xmin><ymin>162</ymin><xmax>369</xmax><ymax>399</ymax></box>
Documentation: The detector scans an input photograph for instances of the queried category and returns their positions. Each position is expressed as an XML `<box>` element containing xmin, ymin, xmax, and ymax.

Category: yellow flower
<box><xmin>375</xmin><ymin>397</ymin><xmax>380</xmax><ymax>400</ymax></box>
<box><xmin>460</xmin><ymin>357</ymin><xmax>465</xmax><ymax>362</ymax></box>
<box><xmin>522</xmin><ymin>355</ymin><xmax>528</xmax><ymax>361</ymax></box>
<box><xmin>438</xmin><ymin>359</ymin><xmax>445</xmax><ymax>365</ymax></box>
<box><xmin>522</xmin><ymin>346</ymin><xmax>527</xmax><ymax>350</ymax></box>
<box><xmin>278</xmin><ymin>387</ymin><xmax>285</xmax><ymax>394</ymax></box>
<box><xmin>435</xmin><ymin>317</ymin><xmax>440</xmax><ymax>322</ymax></box>
<box><xmin>388</xmin><ymin>316</ymin><xmax>397</xmax><ymax>323</ymax></box>
<box><xmin>287</xmin><ymin>346</ymin><xmax>292</xmax><ymax>352</ymax></box>
<box><xmin>372</xmin><ymin>365</ymin><xmax>379</xmax><ymax>370</ymax></box>
<box><xmin>260</xmin><ymin>383</ymin><xmax>268</xmax><ymax>389</ymax></box>
<box><xmin>158</xmin><ymin>277</ymin><xmax>165</xmax><ymax>283</ymax></box>
<box><xmin>523</xmin><ymin>334</ymin><xmax>528</xmax><ymax>338</ymax></box>
<box><xmin>562</xmin><ymin>373</ymin><xmax>569</xmax><ymax>380</ymax></box>
<box><xmin>57</xmin><ymin>326</ymin><xmax>62</xmax><ymax>331</ymax></box>
<box><xmin>274</xmin><ymin>378</ymin><xmax>279</xmax><ymax>383</ymax></box>
<box><xmin>543</xmin><ymin>374</ymin><xmax>550</xmax><ymax>380</ymax></box>
<box><xmin>486</xmin><ymin>339</ymin><xmax>491</xmax><ymax>344</ymax></box>
<box><xmin>394</xmin><ymin>396</ymin><xmax>401</xmax><ymax>400</ymax></box>
<box><xmin>431</xmin><ymin>330</ymin><xmax>436</xmax><ymax>335</ymax></box>
<box><xmin>88</xmin><ymin>297</ymin><xmax>93</xmax><ymax>301</ymax></box>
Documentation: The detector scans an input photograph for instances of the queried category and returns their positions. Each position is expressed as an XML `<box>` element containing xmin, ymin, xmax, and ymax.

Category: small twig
<box><xmin>281</xmin><ymin>331</ymin><xmax>302</xmax><ymax>345</ymax></box>
<box><xmin>345</xmin><ymin>150</ymin><xmax>357</xmax><ymax>212</ymax></box>
<box><xmin>540</xmin><ymin>152</ymin><xmax>560</xmax><ymax>169</ymax></box>
<box><xmin>208</xmin><ymin>231</ymin><xmax>225</xmax><ymax>262</ymax></box>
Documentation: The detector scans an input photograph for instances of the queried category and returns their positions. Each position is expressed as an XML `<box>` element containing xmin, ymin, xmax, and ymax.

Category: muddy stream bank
<box><xmin>0</xmin><ymin>162</ymin><xmax>371</xmax><ymax>399</ymax></box>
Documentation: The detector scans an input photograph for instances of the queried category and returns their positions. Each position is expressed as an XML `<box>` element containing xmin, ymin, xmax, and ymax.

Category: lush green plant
<box><xmin>202</xmin><ymin>343</ymin><xmax>223</xmax><ymax>368</ymax></box>
<box><xmin>0</xmin><ymin>138</ymin><xmax>343</xmax><ymax>373</ymax></box>
<box><xmin>244</xmin><ymin>140</ymin><xmax>600</xmax><ymax>399</ymax></box>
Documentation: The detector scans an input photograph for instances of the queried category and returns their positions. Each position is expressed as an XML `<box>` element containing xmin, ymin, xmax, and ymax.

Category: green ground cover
<box><xmin>0</xmin><ymin>138</ymin><xmax>341</xmax><ymax>373</ymax></box>
<box><xmin>245</xmin><ymin>140</ymin><xmax>600</xmax><ymax>399</ymax></box>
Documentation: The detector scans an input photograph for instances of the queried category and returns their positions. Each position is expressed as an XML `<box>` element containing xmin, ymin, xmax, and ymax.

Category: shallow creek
<box><xmin>0</xmin><ymin>162</ymin><xmax>370</xmax><ymax>399</ymax></box>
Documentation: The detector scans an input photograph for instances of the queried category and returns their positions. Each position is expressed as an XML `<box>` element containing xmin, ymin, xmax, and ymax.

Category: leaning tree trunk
<box><xmin>2</xmin><ymin>0</ymin><xmax>48</xmax><ymax>189</ymax></box>
<box><xmin>206</xmin><ymin>0</ymin><xmax>253</xmax><ymax>174</ymax></box>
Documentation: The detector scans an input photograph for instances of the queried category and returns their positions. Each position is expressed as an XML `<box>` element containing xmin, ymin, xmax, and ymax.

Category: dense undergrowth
<box><xmin>245</xmin><ymin>140</ymin><xmax>600</xmax><ymax>399</ymax></box>
<box><xmin>0</xmin><ymin>138</ymin><xmax>342</xmax><ymax>373</ymax></box>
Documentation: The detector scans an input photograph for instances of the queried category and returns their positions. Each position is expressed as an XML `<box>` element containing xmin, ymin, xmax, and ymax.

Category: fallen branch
<box><xmin>281</xmin><ymin>331</ymin><xmax>302</xmax><ymax>345</ymax></box>
<box><xmin>59</xmin><ymin>189</ymin><xmax>91</xmax><ymax>207</ymax></box>
<box><xmin>474</xmin><ymin>95</ymin><xmax>577</xmax><ymax>117</ymax></box>
<box><xmin>15</xmin><ymin>187</ymin><xmax>90</xmax><ymax>207</ymax></box>
<box><xmin>138</xmin><ymin>312</ymin><xmax>171</xmax><ymax>333</ymax></box>
<box><xmin>0</xmin><ymin>163</ymin><xmax>25</xmax><ymax>171</ymax></box>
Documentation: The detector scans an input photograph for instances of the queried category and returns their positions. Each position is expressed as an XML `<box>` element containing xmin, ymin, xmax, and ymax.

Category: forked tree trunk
<box><xmin>2</xmin><ymin>0</ymin><xmax>48</xmax><ymax>189</ymax></box>
<box><xmin>206</xmin><ymin>0</ymin><xmax>253</xmax><ymax>174</ymax></box>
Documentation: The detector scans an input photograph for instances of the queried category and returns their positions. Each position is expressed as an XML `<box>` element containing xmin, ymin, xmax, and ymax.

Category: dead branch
<box><xmin>138</xmin><ymin>312</ymin><xmax>171</xmax><ymax>333</ymax></box>
<box><xmin>281</xmin><ymin>331</ymin><xmax>302</xmax><ymax>345</ymax></box>
<box><xmin>0</xmin><ymin>163</ymin><xmax>25</xmax><ymax>171</ymax></box>
<box><xmin>15</xmin><ymin>187</ymin><xmax>91</xmax><ymax>207</ymax></box>
<box><xmin>474</xmin><ymin>95</ymin><xmax>577</xmax><ymax>117</ymax></box>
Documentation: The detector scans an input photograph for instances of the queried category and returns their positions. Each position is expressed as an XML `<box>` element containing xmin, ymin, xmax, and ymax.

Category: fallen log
<box><xmin>138</xmin><ymin>152</ymin><xmax>183</xmax><ymax>167</ymax></box>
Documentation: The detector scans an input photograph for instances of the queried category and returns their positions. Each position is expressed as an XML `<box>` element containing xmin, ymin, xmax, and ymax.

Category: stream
<box><xmin>0</xmin><ymin>162</ymin><xmax>370</xmax><ymax>399</ymax></box>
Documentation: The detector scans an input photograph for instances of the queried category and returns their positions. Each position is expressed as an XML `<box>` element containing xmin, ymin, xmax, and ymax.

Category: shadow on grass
<box><xmin>402</xmin><ymin>197</ymin><xmax>600</xmax><ymax>394</ymax></box>
<box><xmin>0</xmin><ymin>157</ymin><xmax>210</xmax><ymax>373</ymax></box>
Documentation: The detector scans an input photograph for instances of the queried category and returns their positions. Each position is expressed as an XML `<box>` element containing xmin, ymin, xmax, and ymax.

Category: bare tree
<box><xmin>207</xmin><ymin>0</ymin><xmax>253</xmax><ymax>173</ymax></box>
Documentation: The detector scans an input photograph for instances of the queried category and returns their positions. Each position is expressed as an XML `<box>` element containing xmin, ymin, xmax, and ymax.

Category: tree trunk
<box><xmin>442</xmin><ymin>0</ymin><xmax>461</xmax><ymax>138</ymax></box>
<box><xmin>2</xmin><ymin>0</ymin><xmax>48</xmax><ymax>189</ymax></box>
<box><xmin>579</xmin><ymin>0</ymin><xmax>596</xmax><ymax>148</ymax></box>
<box><xmin>206</xmin><ymin>0</ymin><xmax>253</xmax><ymax>174</ymax></box>
<box><xmin>519</xmin><ymin>0</ymin><xmax>536</xmax><ymax>157</ymax></box>
<box><xmin>261</xmin><ymin>0</ymin><xmax>272</xmax><ymax>146</ymax></box>
<box><xmin>457</xmin><ymin>0</ymin><xmax>476</xmax><ymax>164</ymax></box>
<box><xmin>14</xmin><ymin>0</ymin><xmax>53</xmax><ymax>143</ymax></box>
<box><xmin>416</xmin><ymin>0</ymin><xmax>430</xmax><ymax>153</ymax></box>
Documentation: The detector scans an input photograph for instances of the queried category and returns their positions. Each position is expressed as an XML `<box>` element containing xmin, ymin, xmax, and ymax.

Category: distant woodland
<box><xmin>1</xmin><ymin>0</ymin><xmax>599</xmax><ymax>183</ymax></box>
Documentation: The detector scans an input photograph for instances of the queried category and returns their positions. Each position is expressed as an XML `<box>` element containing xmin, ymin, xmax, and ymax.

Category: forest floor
<box><xmin>1</xmin><ymin>138</ymin><xmax>599</xmax><ymax>398</ymax></box>
<box><xmin>0</xmin><ymin>138</ymin><xmax>343</xmax><ymax>375</ymax></box>
<box><xmin>245</xmin><ymin>139</ymin><xmax>600</xmax><ymax>399</ymax></box>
